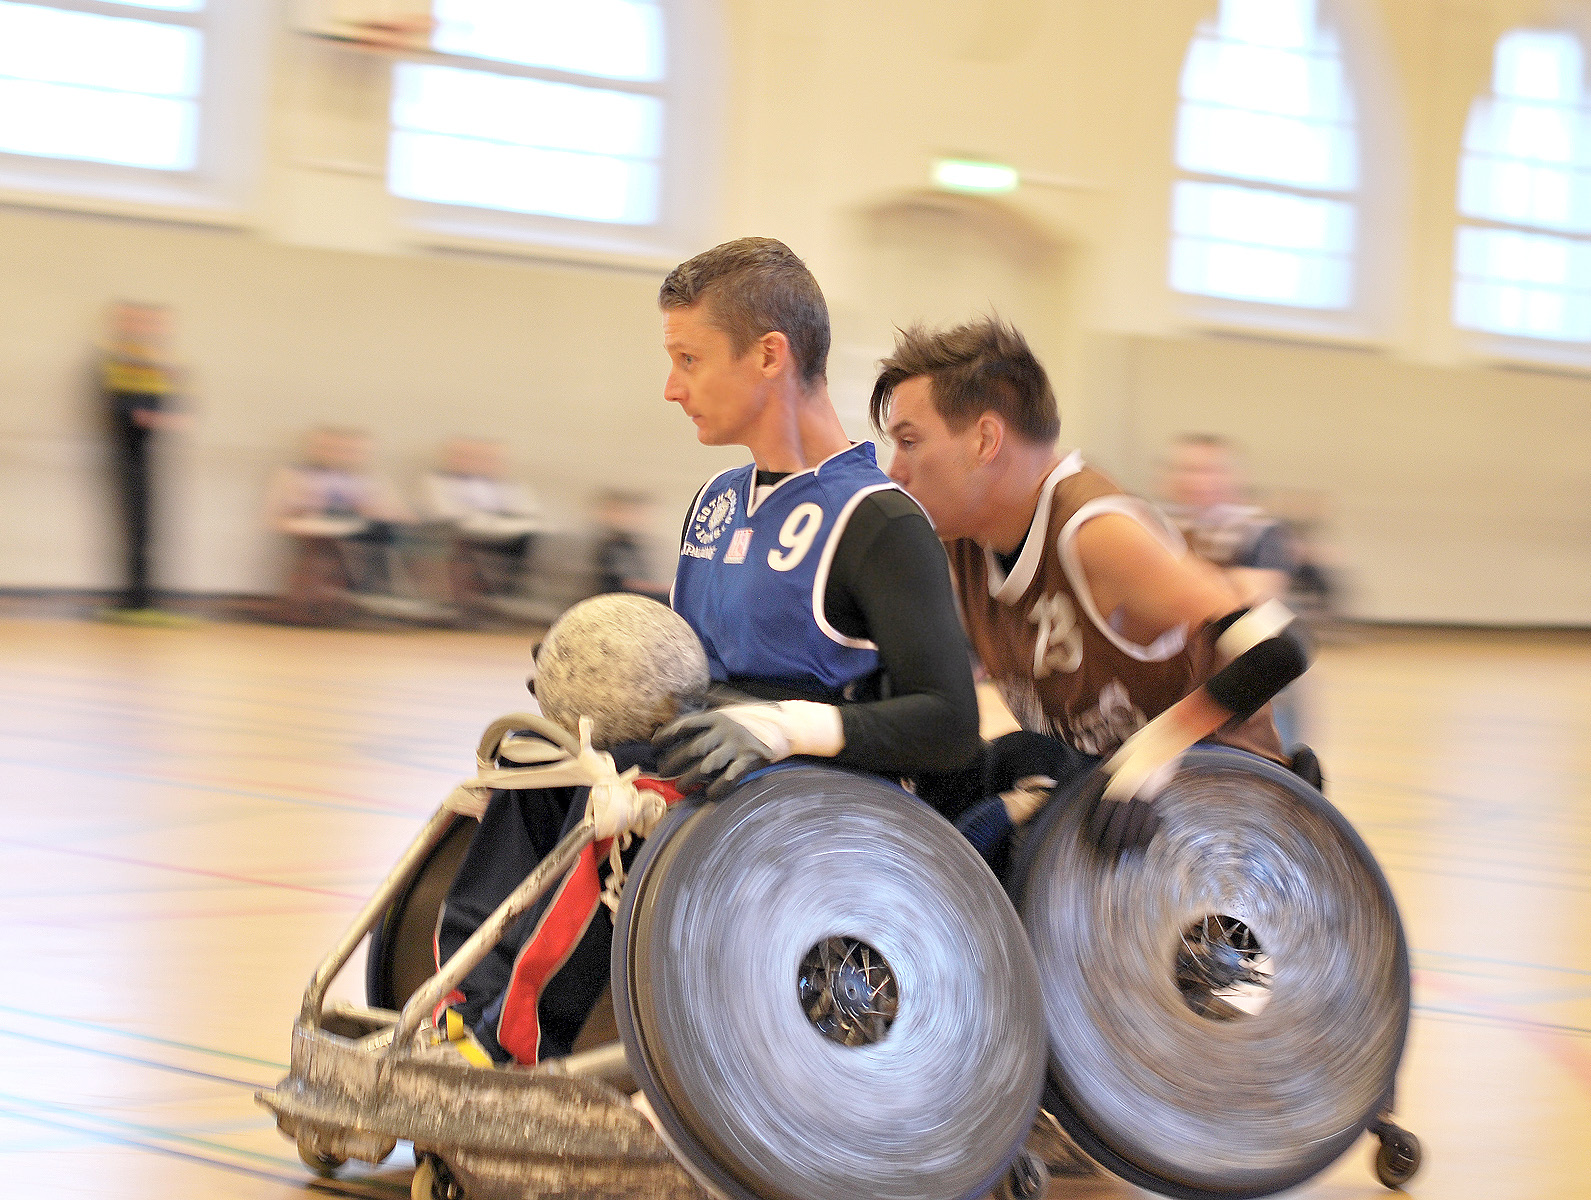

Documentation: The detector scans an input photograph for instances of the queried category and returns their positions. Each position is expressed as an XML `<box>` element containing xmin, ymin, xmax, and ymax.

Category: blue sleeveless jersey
<box><xmin>672</xmin><ymin>442</ymin><xmax>896</xmax><ymax>694</ymax></box>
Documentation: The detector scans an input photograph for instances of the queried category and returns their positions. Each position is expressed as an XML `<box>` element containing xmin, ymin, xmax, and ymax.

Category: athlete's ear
<box><xmin>973</xmin><ymin>412</ymin><xmax>1004</xmax><ymax>465</ymax></box>
<box><xmin>757</xmin><ymin>330</ymin><xmax>791</xmax><ymax>378</ymax></box>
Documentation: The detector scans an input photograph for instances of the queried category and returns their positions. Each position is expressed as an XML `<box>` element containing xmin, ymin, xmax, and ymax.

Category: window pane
<box><xmin>1454</xmin><ymin>225</ymin><xmax>1591</xmax><ymax>339</ymax></box>
<box><xmin>431</xmin><ymin>0</ymin><xmax>663</xmax><ymax>82</ymax></box>
<box><xmin>0</xmin><ymin>2</ymin><xmax>200</xmax><ymax>95</ymax></box>
<box><xmin>1177</xmin><ymin>0</ymin><xmax>1355</xmax><ymax>192</ymax></box>
<box><xmin>390</xmin><ymin>64</ymin><xmax>661</xmax><ymax>223</ymax></box>
<box><xmin>0</xmin><ymin>2</ymin><xmax>200</xmax><ymax>170</ymax></box>
<box><xmin>391</xmin><ymin>132</ymin><xmax>657</xmax><ymax>223</ymax></box>
<box><xmin>1172</xmin><ymin>181</ymin><xmax>1352</xmax><ymax>307</ymax></box>
<box><xmin>393</xmin><ymin>64</ymin><xmax>659</xmax><ymax>157</ymax></box>
<box><xmin>1459</xmin><ymin>32</ymin><xmax>1591</xmax><ymax>235</ymax></box>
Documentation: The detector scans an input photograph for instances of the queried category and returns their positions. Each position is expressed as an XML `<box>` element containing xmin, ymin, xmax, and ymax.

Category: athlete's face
<box><xmin>662</xmin><ymin>303</ymin><xmax>767</xmax><ymax>447</ymax></box>
<box><xmin>883</xmin><ymin>375</ymin><xmax>987</xmax><ymax>542</ymax></box>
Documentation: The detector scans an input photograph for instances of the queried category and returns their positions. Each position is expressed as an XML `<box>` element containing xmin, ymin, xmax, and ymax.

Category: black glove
<box><xmin>1077</xmin><ymin>769</ymin><xmax>1161</xmax><ymax>859</ymax></box>
<box><xmin>652</xmin><ymin>710</ymin><xmax>776</xmax><ymax>802</ymax></box>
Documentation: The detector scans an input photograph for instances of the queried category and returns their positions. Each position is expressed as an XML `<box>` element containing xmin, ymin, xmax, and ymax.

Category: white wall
<box><xmin>1</xmin><ymin>0</ymin><xmax>1587</xmax><ymax>622</ymax></box>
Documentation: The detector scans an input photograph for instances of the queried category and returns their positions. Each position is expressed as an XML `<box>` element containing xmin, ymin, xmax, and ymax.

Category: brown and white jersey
<box><xmin>945</xmin><ymin>453</ymin><xmax>1283</xmax><ymax>760</ymax></box>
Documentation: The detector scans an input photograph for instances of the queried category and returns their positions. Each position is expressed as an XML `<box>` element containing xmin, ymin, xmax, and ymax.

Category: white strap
<box><xmin>1215</xmin><ymin>599</ymin><xmax>1294</xmax><ymax>662</ymax></box>
<box><xmin>443</xmin><ymin>716</ymin><xmax>628</xmax><ymax>820</ymax></box>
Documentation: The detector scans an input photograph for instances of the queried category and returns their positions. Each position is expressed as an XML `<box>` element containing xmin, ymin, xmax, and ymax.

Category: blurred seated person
<box><xmin>1160</xmin><ymin>434</ymin><xmax>1296</xmax><ymax>607</ymax></box>
<box><xmin>1161</xmin><ymin>433</ymin><xmax>1308</xmax><ymax>747</ymax></box>
<box><xmin>593</xmin><ymin>489</ymin><xmax>668</xmax><ymax>603</ymax></box>
<box><xmin>422</xmin><ymin>437</ymin><xmax>547</xmax><ymax>599</ymax></box>
<box><xmin>264</xmin><ymin>426</ymin><xmax>414</xmax><ymax>596</ymax></box>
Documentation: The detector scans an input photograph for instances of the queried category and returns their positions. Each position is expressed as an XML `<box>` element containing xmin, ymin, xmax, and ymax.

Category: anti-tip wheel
<box><xmin>997</xmin><ymin>1148</ymin><xmax>1049</xmax><ymax>1200</ymax></box>
<box><xmin>296</xmin><ymin>1138</ymin><xmax>344</xmax><ymax>1176</ymax></box>
<box><xmin>1373</xmin><ymin>1123</ymin><xmax>1422</xmax><ymax>1189</ymax></box>
<box><xmin>411</xmin><ymin>1154</ymin><xmax>466</xmax><ymax>1200</ymax></box>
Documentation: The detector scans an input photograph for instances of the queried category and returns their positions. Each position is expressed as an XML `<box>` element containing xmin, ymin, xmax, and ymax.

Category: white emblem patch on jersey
<box><xmin>1029</xmin><ymin>593</ymin><xmax>1083</xmax><ymax>678</ymax></box>
<box><xmin>691</xmin><ymin>488</ymin><xmax>738</xmax><ymax>546</ymax></box>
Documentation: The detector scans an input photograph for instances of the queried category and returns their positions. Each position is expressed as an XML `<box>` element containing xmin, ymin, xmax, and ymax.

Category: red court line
<box><xmin>0</xmin><ymin>838</ymin><xmax>366</xmax><ymax>900</ymax></box>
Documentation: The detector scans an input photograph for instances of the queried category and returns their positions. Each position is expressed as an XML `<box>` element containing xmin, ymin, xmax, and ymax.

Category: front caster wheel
<box><xmin>296</xmin><ymin>1138</ymin><xmax>344</xmax><ymax>1176</ymax></box>
<box><xmin>998</xmin><ymin>1148</ymin><xmax>1049</xmax><ymax>1200</ymax></box>
<box><xmin>1372</xmin><ymin>1122</ymin><xmax>1422</xmax><ymax>1189</ymax></box>
<box><xmin>411</xmin><ymin>1153</ymin><xmax>466</xmax><ymax>1200</ymax></box>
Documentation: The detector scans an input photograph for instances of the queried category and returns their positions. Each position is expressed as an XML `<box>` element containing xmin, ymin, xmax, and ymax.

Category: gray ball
<box><xmin>534</xmin><ymin>594</ymin><xmax>709</xmax><ymax>749</ymax></box>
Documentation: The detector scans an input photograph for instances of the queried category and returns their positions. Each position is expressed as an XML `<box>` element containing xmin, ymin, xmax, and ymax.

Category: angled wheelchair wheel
<box><xmin>366</xmin><ymin>814</ymin><xmax>477</xmax><ymax>1011</ymax></box>
<box><xmin>1015</xmin><ymin>746</ymin><xmax>1410</xmax><ymax>1200</ymax></box>
<box><xmin>613</xmin><ymin>765</ymin><xmax>1047</xmax><ymax>1200</ymax></box>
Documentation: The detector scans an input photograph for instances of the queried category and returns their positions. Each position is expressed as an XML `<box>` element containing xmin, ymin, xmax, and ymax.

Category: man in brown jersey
<box><xmin>870</xmin><ymin>319</ymin><xmax>1309</xmax><ymax>858</ymax></box>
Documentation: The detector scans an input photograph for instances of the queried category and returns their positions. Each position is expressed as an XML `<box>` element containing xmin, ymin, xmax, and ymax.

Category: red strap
<box><xmin>494</xmin><ymin>775</ymin><xmax>681</xmax><ymax>1064</ymax></box>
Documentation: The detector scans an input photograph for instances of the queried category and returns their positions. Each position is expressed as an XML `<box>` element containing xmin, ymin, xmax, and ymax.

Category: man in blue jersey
<box><xmin>652</xmin><ymin>237</ymin><xmax>984</xmax><ymax>796</ymax></box>
<box><xmin>434</xmin><ymin>239</ymin><xmax>990</xmax><ymax>1067</ymax></box>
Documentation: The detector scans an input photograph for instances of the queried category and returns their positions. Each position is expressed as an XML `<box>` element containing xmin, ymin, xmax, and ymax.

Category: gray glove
<box><xmin>652</xmin><ymin>710</ymin><xmax>777</xmax><ymax>802</ymax></box>
<box><xmin>1078</xmin><ymin>769</ymin><xmax>1162</xmax><ymax>859</ymax></box>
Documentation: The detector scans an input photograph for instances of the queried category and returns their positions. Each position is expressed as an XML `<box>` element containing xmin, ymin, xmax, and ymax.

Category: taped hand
<box><xmin>652</xmin><ymin>709</ymin><xmax>777</xmax><ymax>802</ymax></box>
<box><xmin>1077</xmin><ymin>769</ymin><xmax>1163</xmax><ymax>859</ymax></box>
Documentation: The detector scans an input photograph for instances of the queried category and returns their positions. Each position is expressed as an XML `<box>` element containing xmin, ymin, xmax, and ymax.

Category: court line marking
<box><xmin>1413</xmin><ymin>946</ymin><xmax>1591</xmax><ymax>978</ymax></box>
<box><xmin>0</xmin><ymin>1004</ymin><xmax>289</xmax><ymax>1071</ymax></box>
<box><xmin>1412</xmin><ymin>1003</ymin><xmax>1591</xmax><ymax>1040</ymax></box>
<box><xmin>0</xmin><ymin>1089</ymin><xmax>302</xmax><ymax>1173</ymax></box>
<box><xmin>0</xmin><ymin>754</ymin><xmax>420</xmax><ymax>818</ymax></box>
<box><xmin>0</xmin><ymin>837</ymin><xmax>368</xmax><ymax>899</ymax></box>
<box><xmin>0</xmin><ymin>1027</ymin><xmax>276</xmax><ymax>1090</ymax></box>
<box><xmin>0</xmin><ymin>1097</ymin><xmax>410</xmax><ymax>1196</ymax></box>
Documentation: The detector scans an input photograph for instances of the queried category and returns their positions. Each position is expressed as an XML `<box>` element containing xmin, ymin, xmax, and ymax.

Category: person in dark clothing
<box><xmin>101</xmin><ymin>302</ymin><xmax>187</xmax><ymax>617</ymax></box>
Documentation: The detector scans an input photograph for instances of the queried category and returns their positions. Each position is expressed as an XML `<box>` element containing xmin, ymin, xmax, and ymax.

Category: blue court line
<box><xmin>1412</xmin><ymin>1004</ymin><xmax>1591</xmax><ymax>1039</ymax></box>
<box><xmin>0</xmin><ymin>1027</ymin><xmax>276</xmax><ymax>1090</ymax></box>
<box><xmin>0</xmin><ymin>1089</ymin><xmax>300</xmax><ymax>1172</ymax></box>
<box><xmin>0</xmin><ymin>1004</ymin><xmax>288</xmax><ymax>1071</ymax></box>
<box><xmin>0</xmin><ymin>1099</ymin><xmax>409</xmax><ymax>1196</ymax></box>
<box><xmin>0</xmin><ymin>753</ymin><xmax>418</xmax><ymax>819</ymax></box>
<box><xmin>1412</xmin><ymin>946</ymin><xmax>1591</xmax><ymax>978</ymax></box>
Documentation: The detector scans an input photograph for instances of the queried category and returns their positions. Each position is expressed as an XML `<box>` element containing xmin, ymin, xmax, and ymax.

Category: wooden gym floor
<box><xmin>0</xmin><ymin>617</ymin><xmax>1586</xmax><ymax>1199</ymax></box>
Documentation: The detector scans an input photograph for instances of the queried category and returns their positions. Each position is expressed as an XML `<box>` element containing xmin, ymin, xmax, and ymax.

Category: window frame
<box><xmin>1451</xmin><ymin>27</ymin><xmax>1591</xmax><ymax>367</ymax></box>
<box><xmin>1167</xmin><ymin>0</ymin><xmax>1381</xmax><ymax>343</ymax></box>
<box><xmin>386</xmin><ymin>0</ymin><xmax>723</xmax><ymax>266</ymax></box>
<box><xmin>0</xmin><ymin>0</ymin><xmax>268</xmax><ymax>224</ymax></box>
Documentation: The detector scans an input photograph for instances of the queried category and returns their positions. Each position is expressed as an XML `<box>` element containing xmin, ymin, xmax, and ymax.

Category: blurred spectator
<box><xmin>1161</xmin><ymin>433</ymin><xmax>1307</xmax><ymax>748</ymax></box>
<box><xmin>265</xmin><ymin>427</ymin><xmax>448</xmax><ymax>623</ymax></box>
<box><xmin>100</xmin><ymin>301</ymin><xmax>189</xmax><ymax>621</ymax></box>
<box><xmin>421</xmin><ymin>437</ymin><xmax>547</xmax><ymax>604</ymax></box>
<box><xmin>1161</xmin><ymin>433</ymin><xmax>1295</xmax><ymax>606</ymax></box>
<box><xmin>593</xmin><ymin>489</ymin><xmax>669</xmax><ymax>602</ymax></box>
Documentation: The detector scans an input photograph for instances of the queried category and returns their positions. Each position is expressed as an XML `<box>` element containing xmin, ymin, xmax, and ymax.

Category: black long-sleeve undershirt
<box><xmin>685</xmin><ymin>481</ymin><xmax>981</xmax><ymax>778</ymax></box>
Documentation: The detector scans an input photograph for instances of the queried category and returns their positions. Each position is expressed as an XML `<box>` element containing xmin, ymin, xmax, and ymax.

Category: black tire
<box><xmin>1014</xmin><ymin>746</ymin><xmax>1411</xmax><ymax>1199</ymax></box>
<box><xmin>366</xmin><ymin>814</ymin><xmax>477</xmax><ymax>1011</ymax></box>
<box><xmin>613</xmin><ymin>765</ymin><xmax>1047</xmax><ymax>1200</ymax></box>
<box><xmin>998</xmin><ymin>1149</ymin><xmax>1050</xmax><ymax>1200</ymax></box>
<box><xmin>1373</xmin><ymin>1124</ymin><xmax>1422</xmax><ymax>1189</ymax></box>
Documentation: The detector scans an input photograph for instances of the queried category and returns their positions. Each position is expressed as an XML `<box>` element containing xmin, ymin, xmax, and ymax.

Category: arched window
<box><xmin>387</xmin><ymin>0</ymin><xmax>710</xmax><ymax>253</ymax></box>
<box><xmin>1170</xmin><ymin>0</ymin><xmax>1358</xmax><ymax>310</ymax></box>
<box><xmin>0</xmin><ymin>0</ymin><xmax>261</xmax><ymax>213</ymax></box>
<box><xmin>1454</xmin><ymin>30</ymin><xmax>1591</xmax><ymax>343</ymax></box>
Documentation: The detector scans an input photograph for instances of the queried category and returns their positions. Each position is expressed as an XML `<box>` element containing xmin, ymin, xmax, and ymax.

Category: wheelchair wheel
<box><xmin>613</xmin><ymin>765</ymin><xmax>1047</xmax><ymax>1200</ymax></box>
<box><xmin>1014</xmin><ymin>746</ymin><xmax>1410</xmax><ymax>1199</ymax></box>
<box><xmin>366</xmin><ymin>814</ymin><xmax>477</xmax><ymax>1011</ymax></box>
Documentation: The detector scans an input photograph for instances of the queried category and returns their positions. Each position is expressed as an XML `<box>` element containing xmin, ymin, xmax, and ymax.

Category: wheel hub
<box><xmin>798</xmin><ymin>936</ymin><xmax>899</xmax><ymax>1046</ymax></box>
<box><xmin>1175</xmin><ymin>914</ymin><xmax>1274</xmax><ymax>1020</ymax></box>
